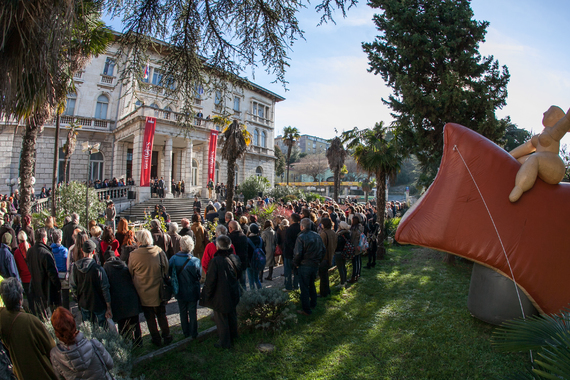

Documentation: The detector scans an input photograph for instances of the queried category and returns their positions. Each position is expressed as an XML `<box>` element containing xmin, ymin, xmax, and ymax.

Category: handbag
<box><xmin>159</xmin><ymin>252</ymin><xmax>173</xmax><ymax>302</ymax></box>
<box><xmin>274</xmin><ymin>245</ymin><xmax>283</xmax><ymax>256</ymax></box>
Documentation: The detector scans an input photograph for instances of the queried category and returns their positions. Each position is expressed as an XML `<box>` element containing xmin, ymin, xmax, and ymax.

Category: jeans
<box><xmin>81</xmin><ymin>308</ymin><xmax>107</xmax><ymax>328</ymax></box>
<box><xmin>335</xmin><ymin>253</ymin><xmax>347</xmax><ymax>284</ymax></box>
<box><xmin>247</xmin><ymin>267</ymin><xmax>261</xmax><ymax>290</ymax></box>
<box><xmin>142</xmin><ymin>303</ymin><xmax>171</xmax><ymax>345</ymax></box>
<box><xmin>367</xmin><ymin>240</ymin><xmax>377</xmax><ymax>267</ymax></box>
<box><xmin>178</xmin><ymin>300</ymin><xmax>198</xmax><ymax>338</ymax></box>
<box><xmin>239</xmin><ymin>269</ymin><xmax>247</xmax><ymax>295</ymax></box>
<box><xmin>318</xmin><ymin>261</ymin><xmax>330</xmax><ymax>297</ymax></box>
<box><xmin>283</xmin><ymin>257</ymin><xmax>298</xmax><ymax>290</ymax></box>
<box><xmin>298</xmin><ymin>265</ymin><xmax>318</xmax><ymax>314</ymax></box>
<box><xmin>352</xmin><ymin>254</ymin><xmax>362</xmax><ymax>278</ymax></box>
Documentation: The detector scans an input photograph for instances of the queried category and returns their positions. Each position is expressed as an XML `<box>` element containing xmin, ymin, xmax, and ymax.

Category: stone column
<box><xmin>202</xmin><ymin>146</ymin><xmax>209</xmax><ymax>198</ymax></box>
<box><xmin>180</xmin><ymin>139</ymin><xmax>193</xmax><ymax>197</ymax></box>
<box><xmin>112</xmin><ymin>141</ymin><xmax>124</xmax><ymax>180</ymax></box>
<box><xmin>132</xmin><ymin>124</ymin><xmax>150</xmax><ymax>202</ymax></box>
<box><xmin>164</xmin><ymin>136</ymin><xmax>173</xmax><ymax>198</ymax></box>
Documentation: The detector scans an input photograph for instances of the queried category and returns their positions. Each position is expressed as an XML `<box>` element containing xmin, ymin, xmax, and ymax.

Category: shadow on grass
<box><xmin>133</xmin><ymin>246</ymin><xmax>527</xmax><ymax>379</ymax></box>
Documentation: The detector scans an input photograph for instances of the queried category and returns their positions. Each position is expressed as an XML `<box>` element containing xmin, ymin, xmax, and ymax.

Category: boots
<box><xmin>265</xmin><ymin>266</ymin><xmax>274</xmax><ymax>281</ymax></box>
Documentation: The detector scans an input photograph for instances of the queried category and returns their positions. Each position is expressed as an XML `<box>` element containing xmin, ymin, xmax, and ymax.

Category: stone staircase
<box><xmin>117</xmin><ymin>197</ymin><xmax>209</xmax><ymax>225</ymax></box>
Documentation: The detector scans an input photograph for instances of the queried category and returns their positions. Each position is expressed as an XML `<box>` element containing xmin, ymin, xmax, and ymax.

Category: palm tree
<box><xmin>0</xmin><ymin>0</ymin><xmax>112</xmax><ymax>217</ymax></box>
<box><xmin>342</xmin><ymin>122</ymin><xmax>403</xmax><ymax>259</ymax></box>
<box><xmin>326</xmin><ymin>136</ymin><xmax>347</xmax><ymax>202</ymax></box>
<box><xmin>282</xmin><ymin>126</ymin><xmax>301</xmax><ymax>185</ymax></box>
<box><xmin>218</xmin><ymin>117</ymin><xmax>251</xmax><ymax>212</ymax></box>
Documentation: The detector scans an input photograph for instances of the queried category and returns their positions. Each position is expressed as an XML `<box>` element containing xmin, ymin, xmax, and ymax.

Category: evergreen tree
<box><xmin>363</xmin><ymin>0</ymin><xmax>510</xmax><ymax>187</ymax></box>
<box><xmin>274</xmin><ymin>145</ymin><xmax>286</xmax><ymax>178</ymax></box>
<box><xmin>502</xmin><ymin>117</ymin><xmax>532</xmax><ymax>152</ymax></box>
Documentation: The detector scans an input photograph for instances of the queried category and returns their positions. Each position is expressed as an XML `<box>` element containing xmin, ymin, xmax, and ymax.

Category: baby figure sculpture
<box><xmin>509</xmin><ymin>106</ymin><xmax>570</xmax><ymax>202</ymax></box>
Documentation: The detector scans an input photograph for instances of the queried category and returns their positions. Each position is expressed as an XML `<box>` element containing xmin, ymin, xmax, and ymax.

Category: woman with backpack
<box><xmin>169</xmin><ymin>236</ymin><xmax>201</xmax><ymax>338</ymax></box>
<box><xmin>246</xmin><ymin>224</ymin><xmax>264</xmax><ymax>290</ymax></box>
<box><xmin>335</xmin><ymin>222</ymin><xmax>352</xmax><ymax>287</ymax></box>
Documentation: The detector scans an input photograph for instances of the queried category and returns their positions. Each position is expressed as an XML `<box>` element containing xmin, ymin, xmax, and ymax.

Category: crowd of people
<box><xmin>0</xmin><ymin>191</ymin><xmax>408</xmax><ymax>378</ymax></box>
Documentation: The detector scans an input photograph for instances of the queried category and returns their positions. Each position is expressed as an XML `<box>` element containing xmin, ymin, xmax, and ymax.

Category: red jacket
<box><xmin>101</xmin><ymin>240</ymin><xmax>120</xmax><ymax>259</ymax></box>
<box><xmin>14</xmin><ymin>244</ymin><xmax>31</xmax><ymax>283</ymax></box>
<box><xmin>202</xmin><ymin>242</ymin><xmax>236</xmax><ymax>274</ymax></box>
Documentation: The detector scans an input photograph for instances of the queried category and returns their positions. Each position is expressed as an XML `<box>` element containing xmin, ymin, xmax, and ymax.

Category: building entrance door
<box><xmin>151</xmin><ymin>151</ymin><xmax>158</xmax><ymax>179</ymax></box>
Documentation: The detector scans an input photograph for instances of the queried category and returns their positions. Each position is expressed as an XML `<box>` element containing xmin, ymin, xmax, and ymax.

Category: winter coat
<box><xmin>61</xmin><ymin>222</ymin><xmax>80</xmax><ymax>249</ymax></box>
<box><xmin>28</xmin><ymin>242</ymin><xmax>61</xmax><ymax>307</ymax></box>
<box><xmin>151</xmin><ymin>227</ymin><xmax>172</xmax><ymax>255</ymax></box>
<box><xmin>50</xmin><ymin>243</ymin><xmax>68</xmax><ymax>274</ymax></box>
<box><xmin>284</xmin><ymin>222</ymin><xmax>301</xmax><ymax>260</ymax></box>
<box><xmin>128</xmin><ymin>245</ymin><xmax>168</xmax><ymax>307</ymax></box>
<box><xmin>167</xmin><ymin>232</ymin><xmax>182</xmax><ymax>258</ymax></box>
<box><xmin>70</xmin><ymin>258</ymin><xmax>111</xmax><ymax>314</ymax></box>
<box><xmin>0</xmin><ymin>244</ymin><xmax>19</xmax><ymax>281</ymax></box>
<box><xmin>0</xmin><ymin>225</ymin><xmax>17</xmax><ymax>251</ymax></box>
<box><xmin>261</xmin><ymin>228</ymin><xmax>276</xmax><ymax>267</ymax></box>
<box><xmin>191</xmin><ymin>222</ymin><xmax>207</xmax><ymax>259</ymax></box>
<box><xmin>103</xmin><ymin>258</ymin><xmax>142</xmax><ymax>321</ymax></box>
<box><xmin>247</xmin><ymin>236</ymin><xmax>264</xmax><ymax>268</ymax></box>
<box><xmin>120</xmin><ymin>244</ymin><xmax>137</xmax><ymax>265</ymax></box>
<box><xmin>201</xmin><ymin>251</ymin><xmax>241</xmax><ymax>313</ymax></box>
<box><xmin>319</xmin><ymin>228</ymin><xmax>337</xmax><ymax>266</ymax></box>
<box><xmin>293</xmin><ymin>229</ymin><xmax>325</xmax><ymax>268</ymax></box>
<box><xmin>169</xmin><ymin>252</ymin><xmax>201</xmax><ymax>302</ymax></box>
<box><xmin>179</xmin><ymin>227</ymin><xmax>195</xmax><ymax>242</ymax></box>
<box><xmin>14</xmin><ymin>244</ymin><xmax>31</xmax><ymax>283</ymax></box>
<box><xmin>228</xmin><ymin>230</ymin><xmax>248</xmax><ymax>269</ymax></box>
<box><xmin>50</xmin><ymin>333</ymin><xmax>113</xmax><ymax>380</ymax></box>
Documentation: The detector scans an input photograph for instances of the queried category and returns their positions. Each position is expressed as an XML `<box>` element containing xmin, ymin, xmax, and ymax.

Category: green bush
<box><xmin>238</xmin><ymin>175</ymin><xmax>270</xmax><ymax>201</ymax></box>
<box><xmin>304</xmin><ymin>192</ymin><xmax>324</xmax><ymax>203</ymax></box>
<box><xmin>269</xmin><ymin>185</ymin><xmax>304</xmax><ymax>200</ymax></box>
<box><xmin>237</xmin><ymin>287</ymin><xmax>297</xmax><ymax>333</ymax></box>
<box><xmin>283</xmin><ymin>194</ymin><xmax>297</xmax><ymax>203</ymax></box>
<box><xmin>43</xmin><ymin>320</ymin><xmax>142</xmax><ymax>379</ymax></box>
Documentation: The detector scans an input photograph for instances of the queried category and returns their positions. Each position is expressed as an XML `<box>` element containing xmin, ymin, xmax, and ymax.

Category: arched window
<box><xmin>253</xmin><ymin>129</ymin><xmax>259</xmax><ymax>146</ymax></box>
<box><xmin>215</xmin><ymin>162</ymin><xmax>220</xmax><ymax>184</ymax></box>
<box><xmin>163</xmin><ymin>106</ymin><xmax>172</xmax><ymax>120</ymax></box>
<box><xmin>261</xmin><ymin>130</ymin><xmax>267</xmax><ymax>148</ymax></box>
<box><xmin>95</xmin><ymin>95</ymin><xmax>109</xmax><ymax>119</ymax></box>
<box><xmin>192</xmin><ymin>159</ymin><xmax>198</xmax><ymax>186</ymax></box>
<box><xmin>64</xmin><ymin>93</ymin><xmax>76</xmax><ymax>116</ymax></box>
<box><xmin>135</xmin><ymin>100</ymin><xmax>143</xmax><ymax>109</ymax></box>
<box><xmin>256</xmin><ymin>166</ymin><xmax>263</xmax><ymax>177</ymax></box>
<box><xmin>150</xmin><ymin>102</ymin><xmax>160</xmax><ymax>117</ymax></box>
<box><xmin>90</xmin><ymin>152</ymin><xmax>104</xmax><ymax>181</ymax></box>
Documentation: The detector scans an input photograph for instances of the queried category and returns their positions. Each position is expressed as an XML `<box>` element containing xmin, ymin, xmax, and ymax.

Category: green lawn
<box><xmin>133</xmin><ymin>246</ymin><xmax>528</xmax><ymax>379</ymax></box>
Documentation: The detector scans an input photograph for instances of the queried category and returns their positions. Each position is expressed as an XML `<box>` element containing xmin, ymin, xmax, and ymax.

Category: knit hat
<box><xmin>249</xmin><ymin>223</ymin><xmax>260</xmax><ymax>234</ymax></box>
<box><xmin>82</xmin><ymin>239</ymin><xmax>96</xmax><ymax>254</ymax></box>
<box><xmin>1</xmin><ymin>233</ymin><xmax>12</xmax><ymax>246</ymax></box>
<box><xmin>338</xmin><ymin>221</ymin><xmax>351</xmax><ymax>231</ymax></box>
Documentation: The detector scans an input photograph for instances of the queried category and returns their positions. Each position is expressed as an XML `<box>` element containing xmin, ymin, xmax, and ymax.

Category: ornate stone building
<box><xmin>1</xmin><ymin>42</ymin><xmax>284</xmax><ymax>201</ymax></box>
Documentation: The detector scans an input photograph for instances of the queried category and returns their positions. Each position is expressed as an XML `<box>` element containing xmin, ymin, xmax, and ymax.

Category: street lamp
<box><xmin>82</xmin><ymin>142</ymin><xmax>100</xmax><ymax>229</ymax></box>
<box><xmin>4</xmin><ymin>178</ymin><xmax>17</xmax><ymax>195</ymax></box>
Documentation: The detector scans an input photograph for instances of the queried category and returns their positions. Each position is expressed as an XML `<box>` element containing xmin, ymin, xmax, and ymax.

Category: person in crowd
<box><xmin>68</xmin><ymin>230</ymin><xmax>88</xmax><ymax>271</ymax></box>
<box><xmin>275</xmin><ymin>219</ymin><xmax>288</xmax><ymax>267</ymax></box>
<box><xmin>14</xmin><ymin>230</ymin><xmax>31</xmax><ymax>300</ymax></box>
<box><xmin>261</xmin><ymin>220</ymin><xmax>276</xmax><ymax>281</ymax></box>
<box><xmin>202</xmin><ymin>225</ymin><xmax>234</xmax><ymax>277</ymax></box>
<box><xmin>220</xmin><ymin>211</ymin><xmax>233</xmax><ymax>229</ymax></box>
<box><xmin>0</xmin><ymin>216</ymin><xmax>17</xmax><ymax>252</ymax></box>
<box><xmin>100</xmin><ymin>226</ymin><xmax>120</xmax><ymax>261</ymax></box>
<box><xmin>51</xmin><ymin>230</ymin><xmax>70</xmax><ymax>309</ymax></box>
<box><xmin>115</xmin><ymin>218</ymin><xmax>129</xmax><ymax>251</ymax></box>
<box><xmin>120</xmin><ymin>230</ymin><xmax>137</xmax><ymax>264</ymax></box>
<box><xmin>335</xmin><ymin>221</ymin><xmax>351</xmax><ymax>287</ymax></box>
<box><xmin>228</xmin><ymin>221</ymin><xmax>248</xmax><ymax>292</ymax></box>
<box><xmin>283</xmin><ymin>213</ymin><xmax>301</xmax><ymax>292</ymax></box>
<box><xmin>128</xmin><ymin>229</ymin><xmax>172</xmax><ymax>347</ymax></box>
<box><xmin>69</xmin><ymin>240</ymin><xmax>112</xmax><ymax>327</ymax></box>
<box><xmin>191</xmin><ymin>214</ymin><xmax>207</xmax><ymax>262</ymax></box>
<box><xmin>28</xmin><ymin>228</ymin><xmax>61</xmax><ymax>317</ymax></box>
<box><xmin>89</xmin><ymin>225</ymin><xmax>104</xmax><ymax>262</ymax></box>
<box><xmin>0</xmin><ymin>277</ymin><xmax>58</xmax><ymax>379</ymax></box>
<box><xmin>21</xmin><ymin>215</ymin><xmax>34</xmax><ymax>246</ymax></box>
<box><xmin>11</xmin><ymin>215</ymin><xmax>21</xmax><ymax>236</ymax></box>
<box><xmin>88</xmin><ymin>220</ymin><xmax>97</xmax><ymax>236</ymax></box>
<box><xmin>193</xmin><ymin>196</ymin><xmax>201</xmax><ymax>212</ymax></box>
<box><xmin>246</xmin><ymin>223</ymin><xmax>263</xmax><ymax>290</ymax></box>
<box><xmin>150</xmin><ymin>219</ymin><xmax>172</xmax><ymax>255</ymax></box>
<box><xmin>105</xmin><ymin>201</ymin><xmax>116</xmax><ymax>231</ymax></box>
<box><xmin>365</xmin><ymin>220</ymin><xmax>380</xmax><ymax>269</ymax></box>
<box><xmin>348</xmin><ymin>216</ymin><xmax>364</xmax><ymax>283</ymax></box>
<box><xmin>167</xmin><ymin>222</ymin><xmax>182</xmax><ymax>258</ymax></box>
<box><xmin>294</xmin><ymin>218</ymin><xmax>325</xmax><ymax>316</ymax></box>
<box><xmin>0</xmin><ymin>234</ymin><xmax>19</xmax><ymax>281</ymax></box>
<box><xmin>103</xmin><ymin>250</ymin><xmax>142</xmax><ymax>347</ymax></box>
<box><xmin>239</xmin><ymin>215</ymin><xmax>249</xmax><ymax>236</ymax></box>
<box><xmin>201</xmin><ymin>235</ymin><xmax>240</xmax><ymax>349</ymax></box>
<box><xmin>318</xmin><ymin>218</ymin><xmax>337</xmax><ymax>298</ymax></box>
<box><xmin>218</xmin><ymin>202</ymin><xmax>226</xmax><ymax>218</ymax></box>
<box><xmin>50</xmin><ymin>306</ymin><xmax>114</xmax><ymax>379</ymax></box>
<box><xmin>62</xmin><ymin>213</ymin><xmax>83</xmax><ymax>248</ymax></box>
<box><xmin>179</xmin><ymin>218</ymin><xmax>196</xmax><ymax>241</ymax></box>
<box><xmin>169</xmin><ymin>235</ymin><xmax>201</xmax><ymax>338</ymax></box>
<box><xmin>44</xmin><ymin>216</ymin><xmax>57</xmax><ymax>246</ymax></box>
<box><xmin>205</xmin><ymin>204</ymin><xmax>219</xmax><ymax>223</ymax></box>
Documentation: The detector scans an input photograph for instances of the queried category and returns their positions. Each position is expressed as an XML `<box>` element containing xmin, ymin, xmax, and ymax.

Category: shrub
<box><xmin>239</xmin><ymin>175</ymin><xmax>270</xmax><ymax>201</ymax></box>
<box><xmin>269</xmin><ymin>185</ymin><xmax>303</xmax><ymax>200</ymax></box>
<box><xmin>237</xmin><ymin>287</ymin><xmax>297</xmax><ymax>333</ymax></box>
<box><xmin>247</xmin><ymin>203</ymin><xmax>277</xmax><ymax>227</ymax></box>
<box><xmin>283</xmin><ymin>194</ymin><xmax>297</xmax><ymax>203</ymax></box>
<box><xmin>304</xmin><ymin>192</ymin><xmax>324</xmax><ymax>203</ymax></box>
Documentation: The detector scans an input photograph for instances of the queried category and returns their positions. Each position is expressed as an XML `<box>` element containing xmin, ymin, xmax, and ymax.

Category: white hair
<box><xmin>169</xmin><ymin>222</ymin><xmax>179</xmax><ymax>234</ymax></box>
<box><xmin>215</xmin><ymin>225</ymin><xmax>227</xmax><ymax>237</ymax></box>
<box><xmin>135</xmin><ymin>229</ymin><xmax>154</xmax><ymax>246</ymax></box>
<box><xmin>180</xmin><ymin>235</ymin><xmax>195</xmax><ymax>253</ymax></box>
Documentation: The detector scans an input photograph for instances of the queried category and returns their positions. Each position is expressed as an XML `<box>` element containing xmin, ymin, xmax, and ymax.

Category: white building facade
<box><xmin>1</xmin><ymin>42</ymin><xmax>284</xmax><ymax>202</ymax></box>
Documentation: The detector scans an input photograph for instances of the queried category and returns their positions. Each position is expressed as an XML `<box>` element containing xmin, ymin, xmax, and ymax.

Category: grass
<box><xmin>133</xmin><ymin>245</ymin><xmax>528</xmax><ymax>379</ymax></box>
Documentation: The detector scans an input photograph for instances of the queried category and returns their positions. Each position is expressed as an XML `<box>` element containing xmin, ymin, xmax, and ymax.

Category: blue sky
<box><xmin>252</xmin><ymin>0</ymin><xmax>570</xmax><ymax>143</ymax></box>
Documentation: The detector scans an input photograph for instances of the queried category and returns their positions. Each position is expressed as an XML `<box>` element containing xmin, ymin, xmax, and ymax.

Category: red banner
<box><xmin>140</xmin><ymin>117</ymin><xmax>156</xmax><ymax>187</ymax></box>
<box><xmin>208</xmin><ymin>130</ymin><xmax>219</xmax><ymax>183</ymax></box>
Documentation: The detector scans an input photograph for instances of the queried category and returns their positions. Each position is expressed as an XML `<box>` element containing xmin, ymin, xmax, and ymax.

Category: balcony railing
<box><xmin>100</xmin><ymin>74</ymin><xmax>115</xmax><ymax>85</ymax></box>
<box><xmin>31</xmin><ymin>186</ymin><xmax>135</xmax><ymax>214</ymax></box>
<box><xmin>55</xmin><ymin>116</ymin><xmax>113</xmax><ymax>130</ymax></box>
<box><xmin>248</xmin><ymin>112</ymin><xmax>271</xmax><ymax>126</ymax></box>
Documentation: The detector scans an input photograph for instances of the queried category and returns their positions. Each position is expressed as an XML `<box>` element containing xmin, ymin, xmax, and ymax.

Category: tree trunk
<box><xmin>333</xmin><ymin>169</ymin><xmax>339</xmax><ymax>202</ymax></box>
<box><xmin>226</xmin><ymin>158</ymin><xmax>236</xmax><ymax>213</ymax></box>
<box><xmin>52</xmin><ymin>114</ymin><xmax>60</xmax><ymax>216</ymax></box>
<box><xmin>376</xmin><ymin>171</ymin><xmax>387</xmax><ymax>260</ymax></box>
<box><xmin>19</xmin><ymin>113</ymin><xmax>46</xmax><ymax>218</ymax></box>
<box><xmin>443</xmin><ymin>253</ymin><xmax>456</xmax><ymax>265</ymax></box>
<box><xmin>286</xmin><ymin>147</ymin><xmax>292</xmax><ymax>185</ymax></box>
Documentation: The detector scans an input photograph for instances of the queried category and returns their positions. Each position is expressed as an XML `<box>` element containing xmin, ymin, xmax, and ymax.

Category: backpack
<box><xmin>248</xmin><ymin>239</ymin><xmax>266</xmax><ymax>272</ymax></box>
<box><xmin>359</xmin><ymin>232</ymin><xmax>369</xmax><ymax>252</ymax></box>
<box><xmin>171</xmin><ymin>257</ymin><xmax>191</xmax><ymax>296</ymax></box>
<box><xmin>340</xmin><ymin>234</ymin><xmax>355</xmax><ymax>260</ymax></box>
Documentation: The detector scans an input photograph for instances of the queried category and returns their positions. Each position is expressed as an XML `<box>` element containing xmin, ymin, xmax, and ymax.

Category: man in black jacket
<box><xmin>61</xmin><ymin>213</ymin><xmax>83</xmax><ymax>248</ymax></box>
<box><xmin>228</xmin><ymin>221</ymin><xmax>248</xmax><ymax>293</ymax></box>
<box><xmin>294</xmin><ymin>218</ymin><xmax>325</xmax><ymax>316</ymax></box>
<box><xmin>283</xmin><ymin>213</ymin><xmax>301</xmax><ymax>291</ymax></box>
<box><xmin>27</xmin><ymin>228</ymin><xmax>61</xmax><ymax>317</ymax></box>
<box><xmin>70</xmin><ymin>239</ymin><xmax>112</xmax><ymax>327</ymax></box>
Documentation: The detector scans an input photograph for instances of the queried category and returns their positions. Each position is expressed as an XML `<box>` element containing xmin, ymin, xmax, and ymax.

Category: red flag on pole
<box><xmin>208</xmin><ymin>130</ymin><xmax>219</xmax><ymax>183</ymax></box>
<box><xmin>140</xmin><ymin>117</ymin><xmax>156</xmax><ymax>187</ymax></box>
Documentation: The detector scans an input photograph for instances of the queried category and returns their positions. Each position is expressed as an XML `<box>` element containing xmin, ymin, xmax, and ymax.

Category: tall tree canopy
<box><xmin>326</xmin><ymin>136</ymin><xmax>347</xmax><ymax>202</ymax></box>
<box><xmin>363</xmin><ymin>0</ymin><xmax>510</xmax><ymax>187</ymax></box>
<box><xmin>282</xmin><ymin>126</ymin><xmax>301</xmax><ymax>185</ymax></box>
